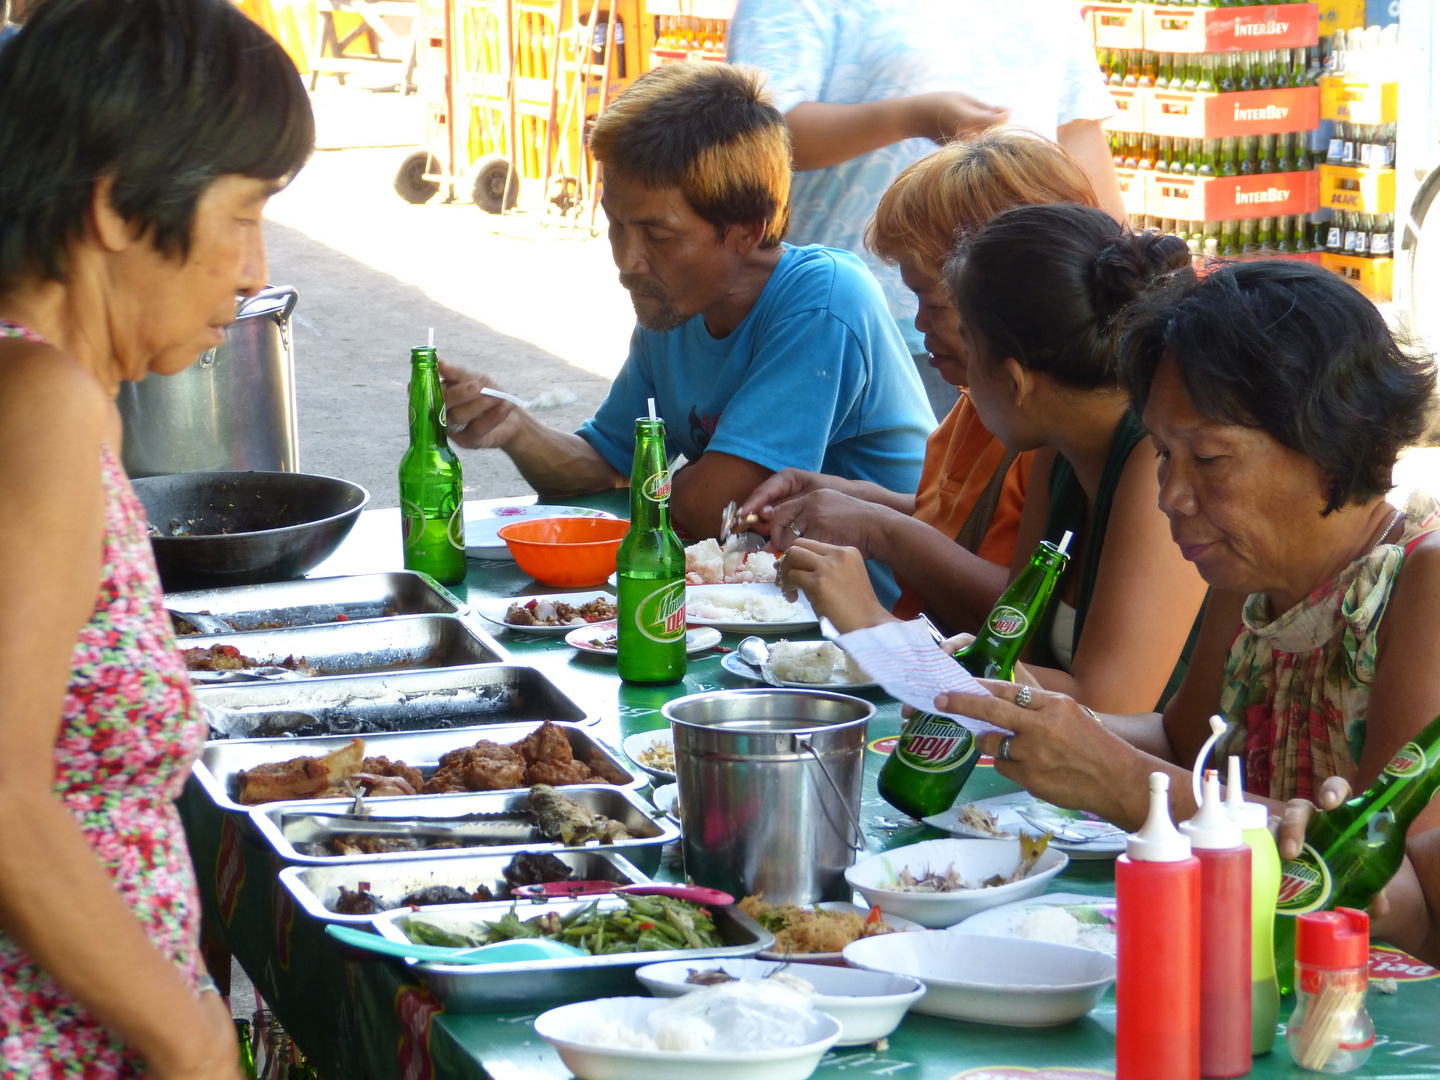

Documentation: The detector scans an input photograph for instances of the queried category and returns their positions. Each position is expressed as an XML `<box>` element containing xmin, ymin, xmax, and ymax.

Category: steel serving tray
<box><xmin>251</xmin><ymin>786</ymin><xmax>678</xmax><ymax>875</ymax></box>
<box><xmin>366</xmin><ymin>896</ymin><xmax>773</xmax><ymax>1010</ymax></box>
<box><xmin>196</xmin><ymin>722</ymin><xmax>642</xmax><ymax>813</ymax></box>
<box><xmin>167</xmin><ymin>571</ymin><xmax>462</xmax><ymax>634</ymax></box>
<box><xmin>182</xmin><ymin>614</ymin><xmax>504</xmax><ymax>683</ymax></box>
<box><xmin>194</xmin><ymin>665</ymin><xmax>591</xmax><ymax>740</ymax></box>
<box><xmin>280</xmin><ymin>850</ymin><xmax>652</xmax><ymax>926</ymax></box>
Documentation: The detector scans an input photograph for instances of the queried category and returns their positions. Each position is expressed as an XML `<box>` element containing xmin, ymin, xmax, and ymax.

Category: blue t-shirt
<box><xmin>579</xmin><ymin>244</ymin><xmax>934</xmax><ymax>493</ymax></box>
<box><xmin>728</xmin><ymin>0</ymin><xmax>1115</xmax><ymax>353</ymax></box>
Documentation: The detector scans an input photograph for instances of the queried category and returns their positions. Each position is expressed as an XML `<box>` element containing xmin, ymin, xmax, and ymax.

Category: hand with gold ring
<box><xmin>763</xmin><ymin>489</ymin><xmax>892</xmax><ymax>558</ymax></box>
<box><xmin>940</xmin><ymin>679</ymin><xmax>1145</xmax><ymax>830</ymax></box>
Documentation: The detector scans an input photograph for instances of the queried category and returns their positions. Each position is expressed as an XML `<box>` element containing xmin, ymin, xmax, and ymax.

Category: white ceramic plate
<box><xmin>753</xmin><ymin>901</ymin><xmax>924</xmax><ymax>964</ymax></box>
<box><xmin>843</xmin><ymin>930</ymin><xmax>1116</xmax><ymax>1027</ymax></box>
<box><xmin>685</xmin><ymin>584</ymin><xmax>818</xmax><ymax>634</ymax></box>
<box><xmin>719</xmin><ymin>650</ymin><xmax>879</xmax><ymax>690</ymax></box>
<box><xmin>471</xmin><ymin>592</ymin><xmax>617</xmax><ymax>636</ymax></box>
<box><xmin>635</xmin><ymin>958</ymin><xmax>925</xmax><ymax>1047</ymax></box>
<box><xmin>623</xmin><ymin>732</ymin><xmax>676</xmax><ymax>784</ymax></box>
<box><xmin>651</xmin><ymin>783</ymin><xmax>680</xmax><ymax>825</ymax></box>
<box><xmin>844</xmin><ymin>837</ymin><xmax>1068</xmax><ymax>929</ymax></box>
<box><xmin>534</xmin><ymin>996</ymin><xmax>841</xmax><ymax>1080</ymax></box>
<box><xmin>567</xmin><ymin>621</ymin><xmax>722</xmax><ymax>658</ymax></box>
<box><xmin>954</xmin><ymin>891</ymin><xmax>1118</xmax><ymax>954</ymax></box>
<box><xmin>925</xmin><ymin>790</ymin><xmax>1127</xmax><ymax>861</ymax></box>
<box><xmin>464</xmin><ymin>504</ymin><xmax>617</xmax><ymax>560</ymax></box>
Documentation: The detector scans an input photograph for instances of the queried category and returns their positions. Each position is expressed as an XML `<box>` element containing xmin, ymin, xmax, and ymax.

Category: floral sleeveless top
<box><xmin>0</xmin><ymin>321</ymin><xmax>208</xmax><ymax>1076</ymax></box>
<box><xmin>1217</xmin><ymin>492</ymin><xmax>1440</xmax><ymax>802</ymax></box>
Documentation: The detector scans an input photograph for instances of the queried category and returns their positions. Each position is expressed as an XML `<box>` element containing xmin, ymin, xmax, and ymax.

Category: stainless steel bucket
<box><xmin>663</xmin><ymin>689</ymin><xmax>872</xmax><ymax>904</ymax></box>
<box><xmin>117</xmin><ymin>286</ymin><xmax>300</xmax><ymax>477</ymax></box>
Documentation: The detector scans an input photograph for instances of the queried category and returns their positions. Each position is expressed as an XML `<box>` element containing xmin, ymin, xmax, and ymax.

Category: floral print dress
<box><xmin>0</xmin><ymin>318</ymin><xmax>207</xmax><ymax>1077</ymax></box>
<box><xmin>1218</xmin><ymin>491</ymin><xmax>1440</xmax><ymax>802</ymax></box>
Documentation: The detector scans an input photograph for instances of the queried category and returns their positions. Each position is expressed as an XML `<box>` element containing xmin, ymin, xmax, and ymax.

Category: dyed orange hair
<box><xmin>866</xmin><ymin>129</ymin><xmax>1099</xmax><ymax>276</ymax></box>
<box><xmin>589</xmin><ymin>62</ymin><xmax>791</xmax><ymax>247</ymax></box>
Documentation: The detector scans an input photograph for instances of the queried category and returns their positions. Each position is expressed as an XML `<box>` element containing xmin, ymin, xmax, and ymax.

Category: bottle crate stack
<box><xmin>1315</xmin><ymin>24</ymin><xmax>1399</xmax><ymax>299</ymax></box>
<box><xmin>1083</xmin><ymin>2</ymin><xmax>1323</xmax><ymax>264</ymax></box>
<box><xmin>644</xmin><ymin>0</ymin><xmax>731</xmax><ymax>68</ymax></box>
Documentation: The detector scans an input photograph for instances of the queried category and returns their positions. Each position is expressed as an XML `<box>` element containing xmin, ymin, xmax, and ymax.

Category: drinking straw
<box><xmin>647</xmin><ymin>397</ymin><xmax>657</xmax><ymax>420</ymax></box>
<box><xmin>1058</xmin><ymin>530</ymin><xmax>1074</xmax><ymax>555</ymax></box>
<box><xmin>427</xmin><ymin>327</ymin><xmax>434</xmax><ymax>348</ymax></box>
<box><xmin>479</xmin><ymin>387</ymin><xmax>529</xmax><ymax>408</ymax></box>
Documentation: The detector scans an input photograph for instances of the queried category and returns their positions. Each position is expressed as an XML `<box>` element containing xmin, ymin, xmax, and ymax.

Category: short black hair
<box><xmin>0</xmin><ymin>0</ymin><xmax>314</xmax><ymax>289</ymax></box>
<box><xmin>1120</xmin><ymin>260</ymin><xmax>1435</xmax><ymax>513</ymax></box>
<box><xmin>946</xmin><ymin>203</ymin><xmax>1191</xmax><ymax>390</ymax></box>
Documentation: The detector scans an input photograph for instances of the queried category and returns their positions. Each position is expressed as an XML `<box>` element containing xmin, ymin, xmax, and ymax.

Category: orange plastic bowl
<box><xmin>496</xmin><ymin>516</ymin><xmax>631</xmax><ymax>587</ymax></box>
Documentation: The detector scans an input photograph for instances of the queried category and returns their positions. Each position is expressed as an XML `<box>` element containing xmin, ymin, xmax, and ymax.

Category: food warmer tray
<box><xmin>195</xmin><ymin>721</ymin><xmax>643</xmax><ymax>813</ymax></box>
<box><xmin>195</xmin><ymin>665</ymin><xmax>592</xmax><ymax>740</ymax></box>
<box><xmin>182</xmin><ymin>614</ymin><xmax>504</xmax><ymax>684</ymax></box>
<box><xmin>167</xmin><ymin>571</ymin><xmax>462</xmax><ymax>634</ymax></box>
<box><xmin>366</xmin><ymin>895</ymin><xmax>773</xmax><ymax>1011</ymax></box>
<box><xmin>251</xmin><ymin>785</ymin><xmax>679</xmax><ymax>875</ymax></box>
<box><xmin>279</xmin><ymin>849</ymin><xmax>652</xmax><ymax>926</ymax></box>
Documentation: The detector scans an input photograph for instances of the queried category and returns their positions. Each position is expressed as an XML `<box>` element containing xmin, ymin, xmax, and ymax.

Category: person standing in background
<box><xmin>727</xmin><ymin>0</ymin><xmax>1123</xmax><ymax>416</ymax></box>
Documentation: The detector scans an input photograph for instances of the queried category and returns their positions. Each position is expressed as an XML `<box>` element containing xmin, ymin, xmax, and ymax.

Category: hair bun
<box><xmin>1090</xmin><ymin>231</ymin><xmax>1190</xmax><ymax>324</ymax></box>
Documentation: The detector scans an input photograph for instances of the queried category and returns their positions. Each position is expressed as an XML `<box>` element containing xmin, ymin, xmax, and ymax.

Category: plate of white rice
<box><xmin>951</xmin><ymin>892</ymin><xmax>1117</xmax><ymax>954</ymax></box>
<box><xmin>721</xmin><ymin>641</ymin><xmax>878</xmax><ymax>689</ymax></box>
<box><xmin>684</xmin><ymin>584</ymin><xmax>817</xmax><ymax>634</ymax></box>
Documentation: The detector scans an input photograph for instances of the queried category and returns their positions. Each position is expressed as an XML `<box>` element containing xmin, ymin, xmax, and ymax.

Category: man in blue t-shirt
<box><xmin>441</xmin><ymin>61</ymin><xmax>933</xmax><ymax>542</ymax></box>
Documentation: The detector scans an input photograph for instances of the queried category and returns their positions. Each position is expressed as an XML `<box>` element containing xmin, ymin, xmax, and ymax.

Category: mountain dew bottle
<box><xmin>1273</xmin><ymin>712</ymin><xmax>1440</xmax><ymax>994</ymax></box>
<box><xmin>877</xmin><ymin>535</ymin><xmax>1071</xmax><ymax>819</ymax></box>
<box><xmin>399</xmin><ymin>345</ymin><xmax>466</xmax><ymax>584</ymax></box>
<box><xmin>616</xmin><ymin>416</ymin><xmax>686</xmax><ymax>684</ymax></box>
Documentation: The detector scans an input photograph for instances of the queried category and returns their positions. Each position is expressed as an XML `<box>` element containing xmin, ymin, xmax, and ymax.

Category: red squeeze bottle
<box><xmin>1180</xmin><ymin>768</ymin><xmax>1253</xmax><ymax>1078</ymax></box>
<box><xmin>1117</xmin><ymin>771</ymin><xmax>1200</xmax><ymax>1080</ymax></box>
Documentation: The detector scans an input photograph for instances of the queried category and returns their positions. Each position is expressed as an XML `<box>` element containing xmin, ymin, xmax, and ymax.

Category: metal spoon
<box><xmin>736</xmin><ymin>636</ymin><xmax>770</xmax><ymax>671</ymax></box>
<box><xmin>169</xmin><ymin>609</ymin><xmax>233</xmax><ymax>635</ymax></box>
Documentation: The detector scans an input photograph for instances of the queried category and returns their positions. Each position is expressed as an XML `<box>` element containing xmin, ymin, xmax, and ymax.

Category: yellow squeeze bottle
<box><xmin>1226</xmin><ymin>755</ymin><xmax>1281</xmax><ymax>1054</ymax></box>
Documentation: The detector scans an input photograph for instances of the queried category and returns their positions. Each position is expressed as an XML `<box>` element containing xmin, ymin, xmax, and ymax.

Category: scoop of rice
<box><xmin>722</xmin><ymin>542</ymin><xmax>778</xmax><ymax>584</ymax></box>
<box><xmin>767</xmin><ymin>641</ymin><xmax>843</xmax><ymax>684</ymax></box>
<box><xmin>688</xmin><ymin>593</ymin><xmax>803</xmax><ymax>622</ymax></box>
<box><xmin>652</xmin><ymin>1015</ymin><xmax>715</xmax><ymax>1051</ymax></box>
<box><xmin>842</xmin><ymin>652</ymin><xmax>870</xmax><ymax>683</ymax></box>
<box><xmin>685</xmin><ymin>539</ymin><xmax>726</xmax><ymax>584</ymax></box>
<box><xmin>1015</xmin><ymin>906</ymin><xmax>1081</xmax><ymax>947</ymax></box>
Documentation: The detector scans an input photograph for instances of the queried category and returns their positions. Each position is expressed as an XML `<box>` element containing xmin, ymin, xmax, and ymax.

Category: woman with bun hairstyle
<box><xmin>780</xmin><ymin>203</ymin><xmax>1208</xmax><ymax>714</ymax></box>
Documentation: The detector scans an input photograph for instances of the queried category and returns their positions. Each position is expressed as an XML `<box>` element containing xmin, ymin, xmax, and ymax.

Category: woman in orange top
<box><xmin>738</xmin><ymin>130</ymin><xmax>1099</xmax><ymax>632</ymax></box>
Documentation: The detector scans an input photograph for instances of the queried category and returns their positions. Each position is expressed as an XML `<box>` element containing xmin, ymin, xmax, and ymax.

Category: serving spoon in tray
<box><xmin>325</xmin><ymin>925</ymin><xmax>586</xmax><ymax>965</ymax></box>
<box><xmin>511</xmin><ymin>881</ymin><xmax>734</xmax><ymax>905</ymax></box>
<box><xmin>280</xmin><ymin>810</ymin><xmax>537</xmax><ymax>847</ymax></box>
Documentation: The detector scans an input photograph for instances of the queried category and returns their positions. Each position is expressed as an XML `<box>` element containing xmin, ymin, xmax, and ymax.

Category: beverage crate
<box><xmin>1320</xmin><ymin>252</ymin><xmax>1393</xmax><ymax>300</ymax></box>
<box><xmin>1116</xmin><ymin>167</ymin><xmax>1146</xmax><ymax>217</ymax></box>
<box><xmin>1319</xmin><ymin>77</ymin><xmax>1398</xmax><ymax>125</ymax></box>
<box><xmin>1148</xmin><ymin>86</ymin><xmax>1320</xmax><ymax>138</ymax></box>
<box><xmin>1102</xmin><ymin>87</ymin><xmax>1146</xmax><ymax>133</ymax></box>
<box><xmin>1144</xmin><ymin>3</ymin><xmax>1319</xmax><ymax>54</ymax></box>
<box><xmin>1319</xmin><ymin>164</ymin><xmax>1395</xmax><ymax>215</ymax></box>
<box><xmin>1091</xmin><ymin>3</ymin><xmax>1145</xmax><ymax>49</ymax></box>
<box><xmin>643</xmin><ymin>0</ymin><xmax>734</xmax><ymax>15</ymax></box>
<box><xmin>1146</xmin><ymin>169</ymin><xmax>1319</xmax><ymax>222</ymax></box>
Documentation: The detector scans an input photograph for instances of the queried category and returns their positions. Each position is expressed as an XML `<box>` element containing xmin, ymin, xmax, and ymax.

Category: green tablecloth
<box><xmin>185</xmin><ymin>496</ymin><xmax>1440</xmax><ymax>1080</ymax></box>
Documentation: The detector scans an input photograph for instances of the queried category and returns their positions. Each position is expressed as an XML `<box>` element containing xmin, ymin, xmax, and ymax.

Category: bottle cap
<box><xmin>1297</xmin><ymin>908</ymin><xmax>1369</xmax><ymax>970</ymax></box>
<box><xmin>1223</xmin><ymin>754</ymin><xmax>1269</xmax><ymax>831</ymax></box>
<box><xmin>1127</xmin><ymin>772</ymin><xmax>1193</xmax><ymax>862</ymax></box>
<box><xmin>1180</xmin><ymin>768</ymin><xmax>1243</xmax><ymax>849</ymax></box>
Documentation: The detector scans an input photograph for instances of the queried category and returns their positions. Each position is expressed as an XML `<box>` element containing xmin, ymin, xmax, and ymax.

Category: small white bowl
<box><xmin>635</xmin><ymin>958</ymin><xmax>925</xmax><ymax>1046</ymax></box>
<box><xmin>534</xmin><ymin>995</ymin><xmax>840</xmax><ymax>1080</ymax></box>
<box><xmin>843</xmin><ymin>931</ymin><xmax>1116</xmax><ymax>1027</ymax></box>
<box><xmin>623</xmin><ymin>731</ymin><xmax>676</xmax><ymax>783</ymax></box>
<box><xmin>844</xmin><ymin>837</ymin><xmax>1068</xmax><ymax>928</ymax></box>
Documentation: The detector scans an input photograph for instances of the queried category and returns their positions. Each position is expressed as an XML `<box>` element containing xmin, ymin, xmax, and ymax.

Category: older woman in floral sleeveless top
<box><xmin>0</xmin><ymin>0</ymin><xmax>312</xmax><ymax>1075</ymax></box>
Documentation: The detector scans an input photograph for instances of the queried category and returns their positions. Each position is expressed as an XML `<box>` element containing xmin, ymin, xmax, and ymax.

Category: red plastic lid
<box><xmin>1297</xmin><ymin>908</ymin><xmax>1370</xmax><ymax>969</ymax></box>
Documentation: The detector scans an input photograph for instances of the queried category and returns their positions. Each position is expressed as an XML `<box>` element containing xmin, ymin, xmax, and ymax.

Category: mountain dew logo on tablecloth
<box><xmin>1383</xmin><ymin>741</ymin><xmax>1428</xmax><ymax>780</ymax></box>
<box><xmin>986</xmin><ymin>605</ymin><xmax>1028</xmax><ymax>639</ymax></box>
<box><xmin>642</xmin><ymin>469</ymin><xmax>672</xmax><ymax>504</ymax></box>
<box><xmin>634</xmin><ymin>580</ymin><xmax>686</xmax><ymax>642</ymax></box>
<box><xmin>1276</xmin><ymin>842</ymin><xmax>1333</xmax><ymax>915</ymax></box>
<box><xmin>896</xmin><ymin>714</ymin><xmax>978</xmax><ymax>772</ymax></box>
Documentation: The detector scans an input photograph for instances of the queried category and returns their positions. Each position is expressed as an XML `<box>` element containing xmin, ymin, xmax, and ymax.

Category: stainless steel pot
<box><xmin>117</xmin><ymin>286</ymin><xmax>300</xmax><ymax>477</ymax></box>
<box><xmin>663</xmin><ymin>689</ymin><xmax>872</xmax><ymax>904</ymax></box>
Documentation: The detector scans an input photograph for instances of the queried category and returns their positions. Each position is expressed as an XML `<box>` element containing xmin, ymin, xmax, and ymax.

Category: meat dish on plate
<box><xmin>505</xmin><ymin>597</ymin><xmax>615</xmax><ymax>626</ymax></box>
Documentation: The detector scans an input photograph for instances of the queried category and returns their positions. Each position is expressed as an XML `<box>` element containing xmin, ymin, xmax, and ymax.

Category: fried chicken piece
<box><xmin>235</xmin><ymin>737</ymin><xmax>366</xmax><ymax>805</ymax></box>
<box><xmin>420</xmin><ymin>767</ymin><xmax>471</xmax><ymax>795</ymax></box>
<box><xmin>437</xmin><ymin>741</ymin><xmax>521</xmax><ymax>771</ymax></box>
<box><xmin>183</xmin><ymin>644</ymin><xmax>251</xmax><ymax>671</ymax></box>
<box><xmin>525</xmin><ymin>759</ymin><xmax>592</xmax><ymax>786</ymax></box>
<box><xmin>360</xmin><ymin>756</ymin><xmax>423</xmax><ymax>792</ymax></box>
<box><xmin>515</xmin><ymin>720</ymin><xmax>573</xmax><ymax>767</ymax></box>
<box><xmin>462</xmin><ymin>754</ymin><xmax>527</xmax><ymax>791</ymax></box>
<box><xmin>582</xmin><ymin>749</ymin><xmax>628</xmax><ymax>786</ymax></box>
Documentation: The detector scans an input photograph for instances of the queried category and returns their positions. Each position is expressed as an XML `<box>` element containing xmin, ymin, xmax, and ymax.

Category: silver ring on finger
<box><xmin>1014</xmin><ymin>684</ymin><xmax>1033</xmax><ymax>709</ymax></box>
<box><xmin>998</xmin><ymin>735</ymin><xmax>1015</xmax><ymax>762</ymax></box>
<box><xmin>787</xmin><ymin>522</ymin><xmax>804</xmax><ymax>538</ymax></box>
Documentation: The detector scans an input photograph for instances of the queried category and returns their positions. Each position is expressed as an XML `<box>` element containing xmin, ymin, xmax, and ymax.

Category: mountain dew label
<box><xmin>632</xmin><ymin>579</ymin><xmax>685</xmax><ymax>643</ymax></box>
<box><xmin>895</xmin><ymin>715</ymin><xmax>978</xmax><ymax>773</ymax></box>
<box><xmin>642</xmin><ymin>470</ymin><xmax>672</xmax><ymax>504</ymax></box>
<box><xmin>1276</xmin><ymin>843</ymin><xmax>1333</xmax><ymax>915</ymax></box>
<box><xmin>446</xmin><ymin>503</ymin><xmax>465</xmax><ymax>550</ymax></box>
<box><xmin>1384</xmin><ymin>741</ymin><xmax>1428</xmax><ymax>780</ymax></box>
<box><xmin>986</xmin><ymin>605</ymin><xmax>1028</xmax><ymax>639</ymax></box>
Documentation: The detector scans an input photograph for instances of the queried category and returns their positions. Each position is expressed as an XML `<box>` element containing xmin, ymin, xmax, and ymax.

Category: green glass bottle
<box><xmin>877</xmin><ymin>538</ymin><xmax>1071</xmax><ymax>820</ymax></box>
<box><xmin>1218</xmin><ymin>52</ymin><xmax>1239</xmax><ymax>93</ymax></box>
<box><xmin>1292</xmin><ymin>214</ymin><xmax>1312</xmax><ymax>254</ymax></box>
<box><xmin>1257</xmin><ymin>216</ymin><xmax>1276</xmax><ymax>251</ymax></box>
<box><xmin>398</xmin><ymin>346</ymin><xmax>467</xmax><ymax>584</ymax></box>
<box><xmin>1197</xmin><ymin>53</ymin><xmax>1216</xmax><ymax>93</ymax></box>
<box><xmin>1239</xmin><ymin>217</ymin><xmax>1258</xmax><ymax>254</ymax></box>
<box><xmin>1198</xmin><ymin>137</ymin><xmax>1219</xmax><ymax>177</ymax></box>
<box><xmin>1239</xmin><ymin>134</ymin><xmax>1259</xmax><ymax>176</ymax></box>
<box><xmin>1140</xmin><ymin>50</ymin><xmax>1158</xmax><ymax>89</ymax></box>
<box><xmin>235</xmin><ymin>1019</ymin><xmax>257</xmax><ymax>1080</ymax></box>
<box><xmin>1157</xmin><ymin>51</ymin><xmax>1174</xmax><ymax>90</ymax></box>
<box><xmin>1276</xmin><ymin>131</ymin><xmax>1297</xmax><ymax>173</ymax></box>
<box><xmin>1219</xmin><ymin>218</ymin><xmax>1239</xmax><ymax>257</ymax></box>
<box><xmin>1239</xmin><ymin>49</ymin><xmax>1257</xmax><ymax>91</ymax></box>
<box><xmin>1218</xmin><ymin>135</ymin><xmax>1239</xmax><ymax>177</ymax></box>
<box><xmin>1257</xmin><ymin>133</ymin><xmax>1276</xmax><ymax>174</ymax></box>
<box><xmin>615</xmin><ymin>416</ymin><xmax>686</xmax><ymax>685</ymax></box>
<box><xmin>1180</xmin><ymin>54</ymin><xmax>1200</xmax><ymax>92</ymax></box>
<box><xmin>1182</xmin><ymin>138</ymin><xmax>1199</xmax><ymax>177</ymax></box>
<box><xmin>1122</xmin><ymin>48</ymin><xmax>1140</xmax><ymax>89</ymax></box>
<box><xmin>1273</xmin><ymin>714</ymin><xmax>1440</xmax><ymax>995</ymax></box>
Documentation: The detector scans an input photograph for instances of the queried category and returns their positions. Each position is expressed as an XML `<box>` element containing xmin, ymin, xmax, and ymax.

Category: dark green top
<box><xmin>1030</xmin><ymin>409</ymin><xmax>1202</xmax><ymax>708</ymax></box>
